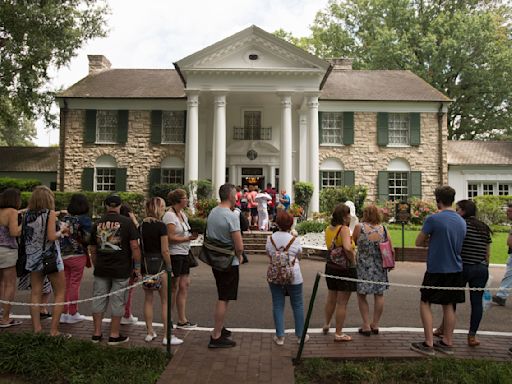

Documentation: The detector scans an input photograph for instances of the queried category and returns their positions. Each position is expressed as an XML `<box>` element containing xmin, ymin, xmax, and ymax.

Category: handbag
<box><xmin>199</xmin><ymin>235</ymin><xmax>235</xmax><ymax>271</ymax></box>
<box><xmin>16</xmin><ymin>214</ymin><xmax>28</xmax><ymax>277</ymax></box>
<box><xmin>188</xmin><ymin>249</ymin><xmax>199</xmax><ymax>268</ymax></box>
<box><xmin>379</xmin><ymin>226</ymin><xmax>395</xmax><ymax>270</ymax></box>
<box><xmin>41</xmin><ymin>213</ymin><xmax>59</xmax><ymax>276</ymax></box>
<box><xmin>326</xmin><ymin>226</ymin><xmax>351</xmax><ymax>271</ymax></box>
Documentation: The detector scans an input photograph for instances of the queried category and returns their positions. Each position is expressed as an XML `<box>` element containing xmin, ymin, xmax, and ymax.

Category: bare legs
<box><xmin>0</xmin><ymin>267</ymin><xmax>16</xmax><ymax>324</ymax></box>
<box><xmin>357</xmin><ymin>293</ymin><xmax>384</xmax><ymax>331</ymax></box>
<box><xmin>212</xmin><ymin>300</ymin><xmax>229</xmax><ymax>339</ymax></box>
<box><xmin>30</xmin><ymin>271</ymin><xmax>65</xmax><ymax>336</ymax></box>
<box><xmin>171</xmin><ymin>275</ymin><xmax>190</xmax><ymax>324</ymax></box>
<box><xmin>323</xmin><ymin>290</ymin><xmax>352</xmax><ymax>335</ymax></box>
<box><xmin>144</xmin><ymin>274</ymin><xmax>168</xmax><ymax>337</ymax></box>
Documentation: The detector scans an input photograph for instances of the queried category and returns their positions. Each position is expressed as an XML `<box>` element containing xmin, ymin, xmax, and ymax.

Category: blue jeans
<box><xmin>496</xmin><ymin>254</ymin><xmax>512</xmax><ymax>299</ymax></box>
<box><xmin>268</xmin><ymin>283</ymin><xmax>304</xmax><ymax>337</ymax></box>
<box><xmin>462</xmin><ymin>263</ymin><xmax>489</xmax><ymax>336</ymax></box>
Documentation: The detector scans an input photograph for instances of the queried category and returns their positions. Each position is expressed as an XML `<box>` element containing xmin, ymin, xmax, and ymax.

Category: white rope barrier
<box><xmin>0</xmin><ymin>271</ymin><xmax>166</xmax><ymax>307</ymax></box>
<box><xmin>320</xmin><ymin>272</ymin><xmax>512</xmax><ymax>292</ymax></box>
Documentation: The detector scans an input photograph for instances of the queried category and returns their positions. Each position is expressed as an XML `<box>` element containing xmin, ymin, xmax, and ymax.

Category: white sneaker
<box><xmin>120</xmin><ymin>315</ymin><xmax>138</xmax><ymax>325</ymax></box>
<box><xmin>162</xmin><ymin>335</ymin><xmax>184</xmax><ymax>345</ymax></box>
<box><xmin>144</xmin><ymin>331</ymin><xmax>157</xmax><ymax>342</ymax></box>
<box><xmin>59</xmin><ymin>314</ymin><xmax>69</xmax><ymax>324</ymax></box>
<box><xmin>273</xmin><ymin>335</ymin><xmax>285</xmax><ymax>346</ymax></box>
<box><xmin>297</xmin><ymin>334</ymin><xmax>310</xmax><ymax>344</ymax></box>
<box><xmin>67</xmin><ymin>312</ymin><xmax>86</xmax><ymax>324</ymax></box>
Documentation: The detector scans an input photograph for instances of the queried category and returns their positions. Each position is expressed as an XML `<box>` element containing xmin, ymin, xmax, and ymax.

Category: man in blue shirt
<box><xmin>279</xmin><ymin>189</ymin><xmax>291</xmax><ymax>211</ymax></box>
<box><xmin>410</xmin><ymin>186</ymin><xmax>466</xmax><ymax>356</ymax></box>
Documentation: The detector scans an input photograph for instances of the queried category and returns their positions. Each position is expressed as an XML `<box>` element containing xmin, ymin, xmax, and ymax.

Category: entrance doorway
<box><xmin>242</xmin><ymin>176</ymin><xmax>265</xmax><ymax>190</ymax></box>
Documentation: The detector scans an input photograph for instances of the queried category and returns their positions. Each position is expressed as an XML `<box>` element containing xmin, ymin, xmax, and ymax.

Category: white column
<box><xmin>299</xmin><ymin>111</ymin><xmax>309</xmax><ymax>181</ymax></box>
<box><xmin>185</xmin><ymin>92</ymin><xmax>199</xmax><ymax>183</ymax></box>
<box><xmin>269</xmin><ymin>166</ymin><xmax>276</xmax><ymax>188</ymax></box>
<box><xmin>307</xmin><ymin>95</ymin><xmax>320</xmax><ymax>213</ymax></box>
<box><xmin>213</xmin><ymin>94</ymin><xmax>227</xmax><ymax>200</ymax></box>
<box><xmin>280</xmin><ymin>94</ymin><xmax>293</xmax><ymax>199</ymax></box>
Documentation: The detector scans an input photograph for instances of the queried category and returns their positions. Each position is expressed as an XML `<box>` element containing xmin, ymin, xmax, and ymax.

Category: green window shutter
<box><xmin>150</xmin><ymin>110</ymin><xmax>162</xmax><ymax>144</ymax></box>
<box><xmin>318</xmin><ymin>111</ymin><xmax>323</xmax><ymax>144</ymax></box>
<box><xmin>343</xmin><ymin>170</ymin><xmax>355</xmax><ymax>186</ymax></box>
<box><xmin>183</xmin><ymin>110</ymin><xmax>187</xmax><ymax>143</ymax></box>
<box><xmin>115</xmin><ymin>168</ymin><xmax>127</xmax><ymax>192</ymax></box>
<box><xmin>410</xmin><ymin>113</ymin><xmax>421</xmax><ymax>146</ymax></box>
<box><xmin>81</xmin><ymin>168</ymin><xmax>94</xmax><ymax>191</ymax></box>
<box><xmin>149</xmin><ymin>168</ymin><xmax>161</xmax><ymax>188</ymax></box>
<box><xmin>84</xmin><ymin>110</ymin><xmax>97</xmax><ymax>144</ymax></box>
<box><xmin>342</xmin><ymin>112</ymin><xmax>354</xmax><ymax>145</ymax></box>
<box><xmin>118</xmin><ymin>110</ymin><xmax>129</xmax><ymax>144</ymax></box>
<box><xmin>410</xmin><ymin>171</ymin><xmax>422</xmax><ymax>199</ymax></box>
<box><xmin>377</xmin><ymin>171</ymin><xmax>389</xmax><ymax>201</ymax></box>
<box><xmin>377</xmin><ymin>112</ymin><xmax>389</xmax><ymax>146</ymax></box>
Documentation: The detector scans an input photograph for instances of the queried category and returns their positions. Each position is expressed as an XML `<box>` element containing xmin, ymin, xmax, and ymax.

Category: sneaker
<box><xmin>297</xmin><ymin>334</ymin><xmax>310</xmax><ymax>344</ymax></box>
<box><xmin>433</xmin><ymin>340</ymin><xmax>454</xmax><ymax>355</ymax></box>
<box><xmin>59</xmin><ymin>314</ymin><xmax>69</xmax><ymax>324</ymax></box>
<box><xmin>176</xmin><ymin>321</ymin><xmax>198</xmax><ymax>329</ymax></box>
<box><xmin>410</xmin><ymin>342</ymin><xmax>435</xmax><ymax>356</ymax></box>
<box><xmin>144</xmin><ymin>332</ymin><xmax>157</xmax><ymax>342</ymax></box>
<box><xmin>492</xmin><ymin>295</ymin><xmax>506</xmax><ymax>306</ymax></box>
<box><xmin>221</xmin><ymin>327</ymin><xmax>232</xmax><ymax>338</ymax></box>
<box><xmin>162</xmin><ymin>335</ymin><xmax>183</xmax><ymax>346</ymax></box>
<box><xmin>208</xmin><ymin>335</ymin><xmax>236</xmax><ymax>348</ymax></box>
<box><xmin>120</xmin><ymin>315</ymin><xmax>138</xmax><ymax>325</ymax></box>
<box><xmin>108</xmin><ymin>335</ymin><xmax>130</xmax><ymax>345</ymax></box>
<box><xmin>273</xmin><ymin>335</ymin><xmax>285</xmax><ymax>346</ymax></box>
<box><xmin>67</xmin><ymin>312</ymin><xmax>86</xmax><ymax>324</ymax></box>
<box><xmin>91</xmin><ymin>334</ymin><xmax>103</xmax><ymax>343</ymax></box>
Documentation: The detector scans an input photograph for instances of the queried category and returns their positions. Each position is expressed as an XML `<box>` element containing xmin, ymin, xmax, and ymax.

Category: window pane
<box><xmin>162</xmin><ymin>111</ymin><xmax>185</xmax><ymax>143</ymax></box>
<box><xmin>321</xmin><ymin>171</ymin><xmax>342</xmax><ymax>189</ymax></box>
<box><xmin>498</xmin><ymin>184</ymin><xmax>510</xmax><ymax>196</ymax></box>
<box><xmin>96</xmin><ymin>168</ymin><xmax>116</xmax><ymax>192</ymax></box>
<box><xmin>243</xmin><ymin>111</ymin><xmax>262</xmax><ymax>140</ymax></box>
<box><xmin>388</xmin><ymin>113</ymin><xmax>410</xmax><ymax>145</ymax></box>
<box><xmin>96</xmin><ymin>110</ymin><xmax>118</xmax><ymax>143</ymax></box>
<box><xmin>388</xmin><ymin>172</ymin><xmax>408</xmax><ymax>201</ymax></box>
<box><xmin>483</xmin><ymin>184</ymin><xmax>494</xmax><ymax>195</ymax></box>
<box><xmin>467</xmin><ymin>183</ymin><xmax>478</xmax><ymax>198</ymax></box>
<box><xmin>320</xmin><ymin>112</ymin><xmax>343</xmax><ymax>145</ymax></box>
<box><xmin>162</xmin><ymin>168</ymin><xmax>184</xmax><ymax>185</ymax></box>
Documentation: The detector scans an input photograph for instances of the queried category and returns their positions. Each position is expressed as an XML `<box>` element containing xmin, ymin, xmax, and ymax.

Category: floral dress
<box><xmin>356</xmin><ymin>223</ymin><xmax>389</xmax><ymax>295</ymax></box>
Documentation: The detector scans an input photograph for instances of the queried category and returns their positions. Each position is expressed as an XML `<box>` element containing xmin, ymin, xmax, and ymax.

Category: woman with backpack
<box><xmin>266</xmin><ymin>210</ymin><xmax>307</xmax><ymax>346</ymax></box>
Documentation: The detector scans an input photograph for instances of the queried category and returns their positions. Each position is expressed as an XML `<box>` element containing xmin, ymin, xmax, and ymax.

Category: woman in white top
<box><xmin>266</xmin><ymin>210</ymin><xmax>307</xmax><ymax>346</ymax></box>
<box><xmin>163</xmin><ymin>189</ymin><xmax>198</xmax><ymax>329</ymax></box>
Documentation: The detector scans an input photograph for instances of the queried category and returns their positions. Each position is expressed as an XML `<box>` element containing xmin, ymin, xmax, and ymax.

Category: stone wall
<box><xmin>58</xmin><ymin>109</ymin><xmax>185</xmax><ymax>194</ymax></box>
<box><xmin>319</xmin><ymin>112</ymin><xmax>448</xmax><ymax>201</ymax></box>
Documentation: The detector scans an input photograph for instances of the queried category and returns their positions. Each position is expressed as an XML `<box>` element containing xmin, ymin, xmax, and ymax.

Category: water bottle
<box><xmin>482</xmin><ymin>290</ymin><xmax>492</xmax><ymax>312</ymax></box>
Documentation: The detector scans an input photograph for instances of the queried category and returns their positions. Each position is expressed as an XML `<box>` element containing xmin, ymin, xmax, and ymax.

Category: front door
<box><xmin>241</xmin><ymin>176</ymin><xmax>265</xmax><ymax>190</ymax></box>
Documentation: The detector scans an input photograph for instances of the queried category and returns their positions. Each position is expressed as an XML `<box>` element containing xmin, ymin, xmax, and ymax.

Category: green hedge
<box><xmin>188</xmin><ymin>216</ymin><xmax>206</xmax><ymax>234</ymax></box>
<box><xmin>295</xmin><ymin>220</ymin><xmax>328</xmax><ymax>235</ymax></box>
<box><xmin>149</xmin><ymin>183</ymin><xmax>186</xmax><ymax>203</ymax></box>
<box><xmin>474</xmin><ymin>195</ymin><xmax>511</xmax><ymax>225</ymax></box>
<box><xmin>0</xmin><ymin>177</ymin><xmax>42</xmax><ymax>192</ymax></box>
<box><xmin>294</xmin><ymin>181</ymin><xmax>314</xmax><ymax>217</ymax></box>
<box><xmin>319</xmin><ymin>185</ymin><xmax>367</xmax><ymax>216</ymax></box>
<box><xmin>21</xmin><ymin>192</ymin><xmax>145</xmax><ymax>219</ymax></box>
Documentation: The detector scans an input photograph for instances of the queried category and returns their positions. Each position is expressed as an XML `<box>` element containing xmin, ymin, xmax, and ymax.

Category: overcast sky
<box><xmin>36</xmin><ymin>0</ymin><xmax>327</xmax><ymax>146</ymax></box>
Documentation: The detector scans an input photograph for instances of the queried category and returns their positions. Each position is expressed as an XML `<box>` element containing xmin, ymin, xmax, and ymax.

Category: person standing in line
<box><xmin>352</xmin><ymin>205</ymin><xmax>390</xmax><ymax>336</ymax></box>
<box><xmin>248</xmin><ymin>185</ymin><xmax>258</xmax><ymax>227</ymax></box>
<box><xmin>58</xmin><ymin>194</ymin><xmax>92</xmax><ymax>324</ymax></box>
<box><xmin>492</xmin><ymin>203</ymin><xmax>512</xmax><ymax>307</ymax></box>
<box><xmin>163</xmin><ymin>189</ymin><xmax>198</xmax><ymax>329</ymax></box>
<box><xmin>265</xmin><ymin>183</ymin><xmax>277</xmax><ymax>222</ymax></box>
<box><xmin>323</xmin><ymin>204</ymin><xmax>357</xmax><ymax>342</ymax></box>
<box><xmin>0</xmin><ymin>188</ymin><xmax>22</xmax><ymax>328</ymax></box>
<box><xmin>89</xmin><ymin>195</ymin><xmax>141</xmax><ymax>345</ymax></box>
<box><xmin>279</xmin><ymin>189</ymin><xmax>291</xmax><ymax>212</ymax></box>
<box><xmin>206</xmin><ymin>184</ymin><xmax>244</xmax><ymax>348</ymax></box>
<box><xmin>240</xmin><ymin>185</ymin><xmax>250</xmax><ymax>223</ymax></box>
<box><xmin>410</xmin><ymin>186</ymin><xmax>466</xmax><ymax>356</ymax></box>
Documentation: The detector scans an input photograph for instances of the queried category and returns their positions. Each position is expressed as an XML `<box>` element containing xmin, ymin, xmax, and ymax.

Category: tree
<box><xmin>276</xmin><ymin>0</ymin><xmax>512</xmax><ymax>140</ymax></box>
<box><xmin>0</xmin><ymin>1</ymin><xmax>109</xmax><ymax>145</ymax></box>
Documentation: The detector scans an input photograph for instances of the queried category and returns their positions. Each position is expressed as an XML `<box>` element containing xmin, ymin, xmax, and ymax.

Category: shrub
<box><xmin>0</xmin><ymin>177</ymin><xmax>41</xmax><ymax>192</ymax></box>
<box><xmin>375</xmin><ymin>200</ymin><xmax>396</xmax><ymax>223</ymax></box>
<box><xmin>474</xmin><ymin>195</ymin><xmax>511</xmax><ymax>225</ymax></box>
<box><xmin>150</xmin><ymin>183</ymin><xmax>186</xmax><ymax>203</ymax></box>
<box><xmin>289</xmin><ymin>203</ymin><xmax>304</xmax><ymax>218</ymax></box>
<box><xmin>188</xmin><ymin>216</ymin><xmax>206</xmax><ymax>234</ymax></box>
<box><xmin>193</xmin><ymin>179</ymin><xmax>213</xmax><ymax>200</ymax></box>
<box><xmin>319</xmin><ymin>186</ymin><xmax>367</xmax><ymax>216</ymax></box>
<box><xmin>294</xmin><ymin>181</ymin><xmax>314</xmax><ymax>217</ymax></box>
<box><xmin>295</xmin><ymin>220</ymin><xmax>328</xmax><ymax>235</ymax></box>
<box><xmin>195</xmin><ymin>198</ymin><xmax>218</xmax><ymax>218</ymax></box>
<box><xmin>409</xmin><ymin>198</ymin><xmax>437</xmax><ymax>225</ymax></box>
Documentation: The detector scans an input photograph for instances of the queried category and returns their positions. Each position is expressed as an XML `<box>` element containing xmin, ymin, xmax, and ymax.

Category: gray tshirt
<box><xmin>162</xmin><ymin>210</ymin><xmax>191</xmax><ymax>256</ymax></box>
<box><xmin>206</xmin><ymin>206</ymin><xmax>240</xmax><ymax>266</ymax></box>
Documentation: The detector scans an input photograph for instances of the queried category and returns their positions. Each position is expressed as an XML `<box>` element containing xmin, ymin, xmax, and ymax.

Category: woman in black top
<box><xmin>434</xmin><ymin>200</ymin><xmax>492</xmax><ymax>347</ymax></box>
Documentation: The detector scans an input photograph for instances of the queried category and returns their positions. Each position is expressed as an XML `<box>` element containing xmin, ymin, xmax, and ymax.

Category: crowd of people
<box><xmin>0</xmin><ymin>184</ymin><xmax>510</xmax><ymax>356</ymax></box>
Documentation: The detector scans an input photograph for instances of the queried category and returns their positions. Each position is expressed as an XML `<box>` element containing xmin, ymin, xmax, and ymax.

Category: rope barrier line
<box><xmin>320</xmin><ymin>272</ymin><xmax>512</xmax><ymax>292</ymax></box>
<box><xmin>0</xmin><ymin>271</ymin><xmax>166</xmax><ymax>307</ymax></box>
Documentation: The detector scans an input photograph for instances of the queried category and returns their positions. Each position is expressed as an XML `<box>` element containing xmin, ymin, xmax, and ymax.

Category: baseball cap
<box><xmin>104</xmin><ymin>194</ymin><xmax>122</xmax><ymax>207</ymax></box>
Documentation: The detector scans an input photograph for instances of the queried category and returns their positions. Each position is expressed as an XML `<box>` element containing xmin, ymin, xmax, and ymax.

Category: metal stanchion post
<box><xmin>167</xmin><ymin>270</ymin><xmax>173</xmax><ymax>358</ymax></box>
<box><xmin>293</xmin><ymin>272</ymin><xmax>321</xmax><ymax>365</ymax></box>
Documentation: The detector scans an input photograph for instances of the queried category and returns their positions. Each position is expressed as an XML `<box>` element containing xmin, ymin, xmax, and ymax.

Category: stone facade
<box><xmin>59</xmin><ymin>109</ymin><xmax>184</xmax><ymax>194</ymax></box>
<box><xmin>319</xmin><ymin>111</ymin><xmax>448</xmax><ymax>201</ymax></box>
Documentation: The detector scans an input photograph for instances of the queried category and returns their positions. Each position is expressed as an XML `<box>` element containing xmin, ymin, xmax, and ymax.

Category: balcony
<box><xmin>233</xmin><ymin>126</ymin><xmax>272</xmax><ymax>140</ymax></box>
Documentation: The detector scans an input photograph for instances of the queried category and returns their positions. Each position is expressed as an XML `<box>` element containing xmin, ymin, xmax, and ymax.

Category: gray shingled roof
<box><xmin>58</xmin><ymin>69</ymin><xmax>186</xmax><ymax>98</ymax></box>
<box><xmin>448</xmin><ymin>141</ymin><xmax>512</xmax><ymax>165</ymax></box>
<box><xmin>0</xmin><ymin>147</ymin><xmax>59</xmax><ymax>172</ymax></box>
<box><xmin>58</xmin><ymin>67</ymin><xmax>449</xmax><ymax>102</ymax></box>
<box><xmin>320</xmin><ymin>69</ymin><xmax>450</xmax><ymax>101</ymax></box>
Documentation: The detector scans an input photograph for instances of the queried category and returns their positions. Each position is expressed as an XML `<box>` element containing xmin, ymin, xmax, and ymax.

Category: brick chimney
<box><xmin>329</xmin><ymin>58</ymin><xmax>353</xmax><ymax>70</ymax></box>
<box><xmin>87</xmin><ymin>55</ymin><xmax>111</xmax><ymax>74</ymax></box>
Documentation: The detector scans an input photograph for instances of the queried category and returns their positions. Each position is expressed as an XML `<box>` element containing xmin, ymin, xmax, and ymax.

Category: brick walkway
<box><xmin>3</xmin><ymin>318</ymin><xmax>512</xmax><ymax>383</ymax></box>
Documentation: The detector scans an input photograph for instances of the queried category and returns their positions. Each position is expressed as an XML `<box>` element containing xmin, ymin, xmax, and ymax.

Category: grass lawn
<box><xmin>0</xmin><ymin>333</ymin><xmax>168</xmax><ymax>384</ymax></box>
<box><xmin>295</xmin><ymin>358</ymin><xmax>512</xmax><ymax>384</ymax></box>
<box><xmin>389</xmin><ymin>229</ymin><xmax>509</xmax><ymax>264</ymax></box>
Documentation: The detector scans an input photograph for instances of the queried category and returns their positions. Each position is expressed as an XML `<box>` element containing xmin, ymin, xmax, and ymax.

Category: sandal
<box><xmin>370</xmin><ymin>326</ymin><xmax>379</xmax><ymax>335</ymax></box>
<box><xmin>358</xmin><ymin>328</ymin><xmax>371</xmax><ymax>337</ymax></box>
<box><xmin>334</xmin><ymin>333</ymin><xmax>352</xmax><ymax>342</ymax></box>
<box><xmin>0</xmin><ymin>319</ymin><xmax>22</xmax><ymax>328</ymax></box>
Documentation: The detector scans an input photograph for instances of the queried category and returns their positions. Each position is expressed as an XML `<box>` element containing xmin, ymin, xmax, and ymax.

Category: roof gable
<box><xmin>447</xmin><ymin>141</ymin><xmax>512</xmax><ymax>165</ymax></box>
<box><xmin>0</xmin><ymin>147</ymin><xmax>59</xmax><ymax>172</ymax></box>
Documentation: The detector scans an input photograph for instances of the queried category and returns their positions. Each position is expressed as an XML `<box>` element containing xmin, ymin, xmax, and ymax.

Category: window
<box><xmin>388</xmin><ymin>172</ymin><xmax>409</xmax><ymax>201</ymax></box>
<box><xmin>468</xmin><ymin>183</ymin><xmax>478</xmax><ymax>198</ymax></box>
<box><xmin>483</xmin><ymin>184</ymin><xmax>494</xmax><ymax>195</ymax></box>
<box><xmin>499</xmin><ymin>183</ymin><xmax>510</xmax><ymax>196</ymax></box>
<box><xmin>96</xmin><ymin>168</ymin><xmax>117</xmax><ymax>191</ymax></box>
<box><xmin>321</xmin><ymin>171</ymin><xmax>343</xmax><ymax>188</ymax></box>
<box><xmin>96</xmin><ymin>110</ymin><xmax>118</xmax><ymax>143</ymax></box>
<box><xmin>162</xmin><ymin>111</ymin><xmax>185</xmax><ymax>143</ymax></box>
<box><xmin>320</xmin><ymin>112</ymin><xmax>343</xmax><ymax>145</ymax></box>
<box><xmin>388</xmin><ymin>113</ymin><xmax>410</xmax><ymax>145</ymax></box>
<box><xmin>161</xmin><ymin>168</ymin><xmax>184</xmax><ymax>184</ymax></box>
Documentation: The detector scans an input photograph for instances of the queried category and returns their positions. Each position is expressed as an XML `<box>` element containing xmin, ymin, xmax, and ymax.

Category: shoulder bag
<box><xmin>326</xmin><ymin>226</ymin><xmax>351</xmax><ymax>271</ymax></box>
<box><xmin>379</xmin><ymin>226</ymin><xmax>395</xmax><ymax>270</ymax></box>
<box><xmin>198</xmin><ymin>222</ymin><xmax>235</xmax><ymax>271</ymax></box>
